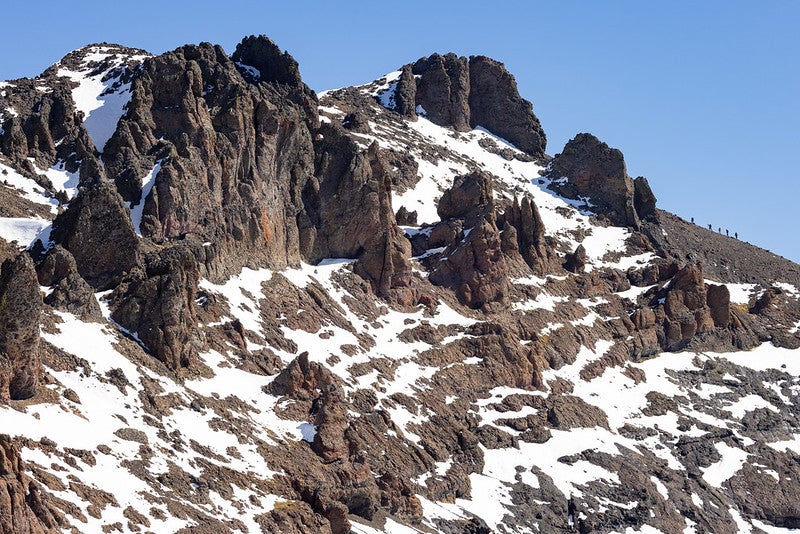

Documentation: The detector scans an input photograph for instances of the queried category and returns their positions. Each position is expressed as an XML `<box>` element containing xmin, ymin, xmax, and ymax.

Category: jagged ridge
<box><xmin>0</xmin><ymin>34</ymin><xmax>798</xmax><ymax>534</ymax></box>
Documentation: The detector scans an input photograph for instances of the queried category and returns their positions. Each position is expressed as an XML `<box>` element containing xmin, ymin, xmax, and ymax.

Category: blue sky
<box><xmin>2</xmin><ymin>1</ymin><xmax>798</xmax><ymax>262</ymax></box>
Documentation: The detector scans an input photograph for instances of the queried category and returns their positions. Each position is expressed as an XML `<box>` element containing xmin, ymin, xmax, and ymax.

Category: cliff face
<box><xmin>0</xmin><ymin>35</ymin><xmax>798</xmax><ymax>534</ymax></box>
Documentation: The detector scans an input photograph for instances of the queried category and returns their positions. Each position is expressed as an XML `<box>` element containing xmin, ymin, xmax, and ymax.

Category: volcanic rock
<box><xmin>468</xmin><ymin>55</ymin><xmax>546</xmax><ymax>158</ymax></box>
<box><xmin>412</xmin><ymin>53</ymin><xmax>471</xmax><ymax>132</ymax></box>
<box><xmin>110</xmin><ymin>245</ymin><xmax>202</xmax><ymax>371</ymax></box>
<box><xmin>499</xmin><ymin>196</ymin><xmax>551</xmax><ymax>273</ymax></box>
<box><xmin>548</xmin><ymin>133</ymin><xmax>641</xmax><ymax>228</ymax></box>
<box><xmin>36</xmin><ymin>245</ymin><xmax>102</xmax><ymax>320</ymax></box>
<box><xmin>0</xmin><ymin>434</ymin><xmax>62</xmax><ymax>532</ymax></box>
<box><xmin>102</xmin><ymin>39</ymin><xmax>317</xmax><ymax>281</ymax></box>
<box><xmin>0</xmin><ymin>254</ymin><xmax>42</xmax><ymax>401</ymax></box>
<box><xmin>430</xmin><ymin>174</ymin><xmax>508</xmax><ymax>311</ymax></box>
<box><xmin>50</xmin><ymin>182</ymin><xmax>142</xmax><ymax>291</ymax></box>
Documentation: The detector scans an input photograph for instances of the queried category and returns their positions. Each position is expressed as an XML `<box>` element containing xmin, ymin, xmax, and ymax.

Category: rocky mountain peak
<box><xmin>0</xmin><ymin>34</ymin><xmax>799</xmax><ymax>534</ymax></box>
<box><xmin>231</xmin><ymin>34</ymin><xmax>306</xmax><ymax>88</ymax></box>
<box><xmin>374</xmin><ymin>52</ymin><xmax>547</xmax><ymax>159</ymax></box>
<box><xmin>48</xmin><ymin>42</ymin><xmax>151</xmax><ymax>77</ymax></box>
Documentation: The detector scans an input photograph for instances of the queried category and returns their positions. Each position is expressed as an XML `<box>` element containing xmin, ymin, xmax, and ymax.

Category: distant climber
<box><xmin>735</xmin><ymin>232</ymin><xmax>738</xmax><ymax>239</ymax></box>
<box><xmin>718</xmin><ymin>227</ymin><xmax>722</xmax><ymax>234</ymax></box>
<box><xmin>691</xmin><ymin>217</ymin><xmax>694</xmax><ymax>224</ymax></box>
<box><xmin>726</xmin><ymin>229</ymin><xmax>729</xmax><ymax>237</ymax></box>
<box><xmin>708</xmin><ymin>224</ymin><xmax>712</xmax><ymax>230</ymax></box>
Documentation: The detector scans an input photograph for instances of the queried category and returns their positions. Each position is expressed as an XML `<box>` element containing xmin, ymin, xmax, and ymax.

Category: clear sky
<box><xmin>2</xmin><ymin>1</ymin><xmax>798</xmax><ymax>263</ymax></box>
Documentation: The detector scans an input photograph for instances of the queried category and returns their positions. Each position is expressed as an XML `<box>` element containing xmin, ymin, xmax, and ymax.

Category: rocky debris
<box><xmin>467</xmin><ymin>55</ymin><xmax>547</xmax><ymax>158</ymax></box>
<box><xmin>0</xmin><ymin>253</ymin><xmax>42</xmax><ymax>402</ymax></box>
<box><xmin>0</xmin><ymin>434</ymin><xmax>62</xmax><ymax>532</ymax></box>
<box><xmin>50</xmin><ymin>182</ymin><xmax>142</xmax><ymax>291</ymax></box>
<box><xmin>749</xmin><ymin>286</ymin><xmax>800</xmax><ymax>349</ymax></box>
<box><xmin>640</xmin><ymin>210</ymin><xmax>800</xmax><ymax>286</ymax></box>
<box><xmin>110</xmin><ymin>245</ymin><xmax>202</xmax><ymax>371</ymax></box>
<box><xmin>35</xmin><ymin>245</ymin><xmax>102</xmax><ymax>320</ymax></box>
<box><xmin>548</xmin><ymin>133</ymin><xmax>643</xmax><ymax>228</ymax></box>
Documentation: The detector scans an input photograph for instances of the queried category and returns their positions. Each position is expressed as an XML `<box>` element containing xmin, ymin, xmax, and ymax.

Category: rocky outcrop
<box><xmin>467</xmin><ymin>56</ymin><xmax>546</xmax><ymax>158</ymax></box>
<box><xmin>429</xmin><ymin>172</ymin><xmax>509</xmax><ymax>311</ymax></box>
<box><xmin>102</xmin><ymin>38</ymin><xmax>317</xmax><ymax>281</ymax></box>
<box><xmin>50</xmin><ymin>182</ymin><xmax>142</xmax><ymax>291</ymax></box>
<box><xmin>110</xmin><ymin>246</ymin><xmax>201</xmax><ymax>371</ymax></box>
<box><xmin>548</xmin><ymin>133</ymin><xmax>645</xmax><ymax>228</ymax></box>
<box><xmin>398</xmin><ymin>54</ymin><xmax>546</xmax><ymax>158</ymax></box>
<box><xmin>230</xmin><ymin>35</ymin><xmax>305</xmax><ymax>88</ymax></box>
<box><xmin>633</xmin><ymin>176</ymin><xmax>657</xmax><ymax>221</ymax></box>
<box><xmin>0</xmin><ymin>434</ymin><xmax>62</xmax><ymax>533</ymax></box>
<box><xmin>0</xmin><ymin>254</ymin><xmax>42</xmax><ymax>402</ymax></box>
<box><xmin>35</xmin><ymin>245</ymin><xmax>102</xmax><ymax>320</ymax></box>
<box><xmin>499</xmin><ymin>195</ymin><xmax>551</xmax><ymax>274</ymax></box>
<box><xmin>310</xmin><ymin>130</ymin><xmax>412</xmax><ymax>298</ymax></box>
<box><xmin>563</xmin><ymin>244</ymin><xmax>587</xmax><ymax>274</ymax></box>
<box><xmin>412</xmin><ymin>53</ymin><xmax>471</xmax><ymax>132</ymax></box>
<box><xmin>393</xmin><ymin>65</ymin><xmax>417</xmax><ymax>118</ymax></box>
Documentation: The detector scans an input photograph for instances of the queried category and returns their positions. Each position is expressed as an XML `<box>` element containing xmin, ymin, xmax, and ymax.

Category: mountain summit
<box><xmin>0</xmin><ymin>35</ymin><xmax>799</xmax><ymax>533</ymax></box>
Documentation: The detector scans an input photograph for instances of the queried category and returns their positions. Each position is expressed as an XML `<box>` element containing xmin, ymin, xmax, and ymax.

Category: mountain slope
<box><xmin>0</xmin><ymin>36</ymin><xmax>799</xmax><ymax>534</ymax></box>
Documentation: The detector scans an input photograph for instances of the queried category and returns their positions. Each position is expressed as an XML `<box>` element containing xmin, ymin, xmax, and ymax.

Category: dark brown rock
<box><xmin>110</xmin><ymin>246</ymin><xmax>201</xmax><ymax>370</ymax></box>
<box><xmin>103</xmin><ymin>40</ymin><xmax>317</xmax><ymax>281</ymax></box>
<box><xmin>352</xmin><ymin>144</ymin><xmax>413</xmax><ymax>298</ymax></box>
<box><xmin>0</xmin><ymin>254</ymin><xmax>42</xmax><ymax>401</ymax></box>
<box><xmin>430</xmin><ymin>213</ymin><xmax>508</xmax><ymax>312</ymax></box>
<box><xmin>468</xmin><ymin>55</ymin><xmax>546</xmax><ymax>158</ymax></box>
<box><xmin>706</xmin><ymin>283</ymin><xmax>731</xmax><ymax>328</ymax></box>
<box><xmin>268</xmin><ymin>352</ymin><xmax>334</xmax><ymax>401</ymax></box>
<box><xmin>50</xmin><ymin>182</ymin><xmax>142</xmax><ymax>291</ymax></box>
<box><xmin>36</xmin><ymin>246</ymin><xmax>102</xmax><ymax>320</ymax></box>
<box><xmin>437</xmin><ymin>171</ymin><xmax>493</xmax><ymax>222</ymax></box>
<box><xmin>500</xmin><ymin>196</ymin><xmax>550</xmax><ymax>273</ymax></box>
<box><xmin>564</xmin><ymin>244</ymin><xmax>587</xmax><ymax>274</ymax></box>
<box><xmin>412</xmin><ymin>53</ymin><xmax>471</xmax><ymax>131</ymax></box>
<box><xmin>393</xmin><ymin>65</ymin><xmax>417</xmax><ymax>118</ymax></box>
<box><xmin>230</xmin><ymin>35</ymin><xmax>305</xmax><ymax>88</ymax></box>
<box><xmin>0</xmin><ymin>434</ymin><xmax>62</xmax><ymax>532</ymax></box>
<box><xmin>548</xmin><ymin>133</ymin><xmax>640</xmax><ymax>228</ymax></box>
<box><xmin>633</xmin><ymin>176</ymin><xmax>657</xmax><ymax>221</ymax></box>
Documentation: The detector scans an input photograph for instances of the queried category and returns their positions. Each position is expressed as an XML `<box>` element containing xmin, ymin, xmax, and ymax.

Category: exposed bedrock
<box><xmin>548</xmin><ymin>133</ymin><xmax>652</xmax><ymax>228</ymax></box>
<box><xmin>0</xmin><ymin>254</ymin><xmax>42</xmax><ymax>402</ymax></box>
<box><xmin>393</xmin><ymin>53</ymin><xmax>546</xmax><ymax>158</ymax></box>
